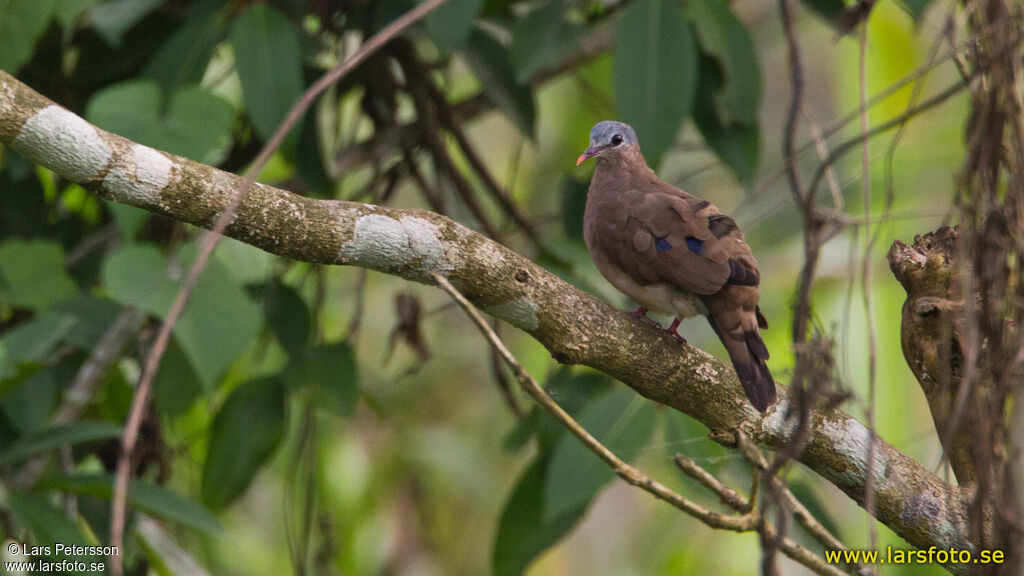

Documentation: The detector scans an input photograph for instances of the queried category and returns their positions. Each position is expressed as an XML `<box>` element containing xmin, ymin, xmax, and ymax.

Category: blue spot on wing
<box><xmin>655</xmin><ymin>235</ymin><xmax>672</xmax><ymax>252</ymax></box>
<box><xmin>685</xmin><ymin>236</ymin><xmax>706</xmax><ymax>254</ymax></box>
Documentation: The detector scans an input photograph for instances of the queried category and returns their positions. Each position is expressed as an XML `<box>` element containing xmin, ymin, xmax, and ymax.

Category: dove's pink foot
<box><xmin>630</xmin><ymin>306</ymin><xmax>662</xmax><ymax>328</ymax></box>
<box><xmin>665</xmin><ymin>318</ymin><xmax>687</xmax><ymax>345</ymax></box>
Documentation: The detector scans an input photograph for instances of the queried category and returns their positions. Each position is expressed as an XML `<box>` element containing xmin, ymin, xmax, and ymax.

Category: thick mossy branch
<box><xmin>0</xmin><ymin>71</ymin><xmax>974</xmax><ymax>566</ymax></box>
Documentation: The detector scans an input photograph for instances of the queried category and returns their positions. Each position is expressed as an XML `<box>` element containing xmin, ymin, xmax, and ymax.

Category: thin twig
<box><xmin>799</xmin><ymin>104</ymin><xmax>843</xmax><ymax>214</ymax></box>
<box><xmin>858</xmin><ymin>20</ymin><xmax>880</xmax><ymax>553</ymax></box>
<box><xmin>489</xmin><ymin>322</ymin><xmax>524</xmax><ymax>417</ymax></box>
<box><xmin>431</xmin><ymin>273</ymin><xmax>845</xmax><ymax>576</ymax></box>
<box><xmin>736</xmin><ymin>432</ymin><xmax>868</xmax><ymax>575</ymax></box>
<box><xmin>106</xmin><ymin>1</ymin><xmax>453</xmax><ymax>573</ymax></box>
<box><xmin>58</xmin><ymin>308</ymin><xmax>143</xmax><ymax>426</ymax></box>
<box><xmin>673</xmin><ymin>453</ymin><xmax>751</xmax><ymax>512</ymax></box>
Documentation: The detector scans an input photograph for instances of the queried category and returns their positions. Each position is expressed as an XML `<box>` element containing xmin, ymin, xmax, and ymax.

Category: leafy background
<box><xmin>1</xmin><ymin>0</ymin><xmax>961</xmax><ymax>574</ymax></box>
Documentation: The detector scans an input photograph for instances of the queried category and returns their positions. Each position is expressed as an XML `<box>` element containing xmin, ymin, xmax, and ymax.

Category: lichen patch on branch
<box><xmin>484</xmin><ymin>297</ymin><xmax>540</xmax><ymax>331</ymax></box>
<box><xmin>339</xmin><ymin>213</ymin><xmax>452</xmax><ymax>275</ymax></box>
<box><xmin>821</xmin><ymin>416</ymin><xmax>889</xmax><ymax>489</ymax></box>
<box><xmin>15</xmin><ymin>106</ymin><xmax>112</xmax><ymax>182</ymax></box>
<box><xmin>103</xmin><ymin>144</ymin><xmax>174</xmax><ymax>207</ymax></box>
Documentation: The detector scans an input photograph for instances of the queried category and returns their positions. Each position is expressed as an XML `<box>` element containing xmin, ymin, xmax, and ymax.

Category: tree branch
<box><xmin>434</xmin><ymin>273</ymin><xmax>846</xmax><ymax>576</ymax></box>
<box><xmin>0</xmin><ymin>71</ymin><xmax>975</xmax><ymax>570</ymax></box>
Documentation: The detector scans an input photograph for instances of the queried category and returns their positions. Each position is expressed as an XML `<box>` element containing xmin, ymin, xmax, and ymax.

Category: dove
<box><xmin>576</xmin><ymin>121</ymin><xmax>776</xmax><ymax>412</ymax></box>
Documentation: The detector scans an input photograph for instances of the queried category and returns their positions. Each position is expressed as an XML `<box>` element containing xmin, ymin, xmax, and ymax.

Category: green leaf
<box><xmin>152</xmin><ymin>336</ymin><xmax>204</xmax><ymax>417</ymax></box>
<box><xmin>52</xmin><ymin>296</ymin><xmax>124</xmax><ymax>349</ymax></box>
<box><xmin>2</xmin><ymin>368</ymin><xmax>57</xmax><ymax>433</ymax></box>
<box><xmin>106</xmin><ymin>202</ymin><xmax>151</xmax><ymax>237</ymax></box>
<box><xmin>464</xmin><ymin>28</ymin><xmax>537</xmax><ymax>138</ymax></box>
<box><xmin>687</xmin><ymin>0</ymin><xmax>760</xmax><ymax>127</ymax></box>
<box><xmin>283</xmin><ymin>342</ymin><xmax>359</xmax><ymax>416</ymax></box>
<box><xmin>143</xmin><ymin>15</ymin><xmax>227</xmax><ymax>94</ymax></box>
<box><xmin>202</xmin><ymin>377</ymin><xmax>286</xmax><ymax>510</ymax></box>
<box><xmin>543</xmin><ymin>387</ymin><xmax>656</xmax><ymax>521</ymax></box>
<box><xmin>88</xmin><ymin>0</ymin><xmax>163</xmax><ymax>46</ymax></box>
<box><xmin>0</xmin><ymin>421</ymin><xmax>122</xmax><ymax>465</ymax></box>
<box><xmin>509</xmin><ymin>0</ymin><xmax>584</xmax><ymax>82</ymax></box>
<box><xmin>259</xmin><ymin>280</ymin><xmax>311</xmax><ymax>358</ymax></box>
<box><xmin>86</xmin><ymin>80</ymin><xmax>235</xmax><ymax>164</ymax></box>
<box><xmin>493</xmin><ymin>457</ymin><xmax>588</xmax><ymax>576</ymax></box>
<box><xmin>505</xmin><ymin>368</ymin><xmax>615</xmax><ymax>455</ymax></box>
<box><xmin>687</xmin><ymin>0</ymin><xmax>760</xmax><ymax>183</ymax></box>
<box><xmin>0</xmin><ymin>0</ymin><xmax>56</xmax><ymax>73</ymax></box>
<box><xmin>899</xmin><ymin>0</ymin><xmax>932</xmax><ymax>20</ymax></box>
<box><xmin>7</xmin><ymin>492</ymin><xmax>95</xmax><ymax>557</ymax></box>
<box><xmin>0</xmin><ymin>160</ymin><xmax>49</xmax><ymax>240</ymax></box>
<box><xmin>53</xmin><ymin>0</ymin><xmax>96</xmax><ymax>32</ymax></box>
<box><xmin>0</xmin><ymin>239</ymin><xmax>78</xmax><ymax>310</ymax></box>
<box><xmin>693</xmin><ymin>55</ymin><xmax>759</xmax><ymax>184</ymax></box>
<box><xmin>0</xmin><ymin>312</ymin><xmax>77</xmax><ymax>381</ymax></box>
<box><xmin>798</xmin><ymin>0</ymin><xmax>846</xmax><ymax>24</ymax></box>
<box><xmin>103</xmin><ymin>244</ymin><xmax>263</xmax><ymax>390</ymax></box>
<box><xmin>661</xmin><ymin>409</ymin><xmax>728</xmax><ymax>465</ymax></box>
<box><xmin>229</xmin><ymin>4</ymin><xmax>304</xmax><ymax>144</ymax></box>
<box><xmin>37</xmin><ymin>473</ymin><xmax>223</xmax><ymax>535</ymax></box>
<box><xmin>614</xmin><ymin>0</ymin><xmax>698</xmax><ymax>169</ymax></box>
<box><xmin>424</xmin><ymin>0</ymin><xmax>482</xmax><ymax>51</ymax></box>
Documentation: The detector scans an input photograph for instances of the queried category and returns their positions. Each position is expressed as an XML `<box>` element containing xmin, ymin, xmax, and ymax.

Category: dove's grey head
<box><xmin>576</xmin><ymin>121</ymin><xmax>641</xmax><ymax>166</ymax></box>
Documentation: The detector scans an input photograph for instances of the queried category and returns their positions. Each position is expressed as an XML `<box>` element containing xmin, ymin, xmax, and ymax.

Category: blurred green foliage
<box><xmin>0</xmin><ymin>0</ymin><xmax>962</xmax><ymax>574</ymax></box>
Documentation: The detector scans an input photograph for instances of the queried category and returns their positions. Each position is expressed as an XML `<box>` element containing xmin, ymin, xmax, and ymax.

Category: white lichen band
<box><xmin>821</xmin><ymin>417</ymin><xmax>889</xmax><ymax>489</ymax></box>
<box><xmin>14</xmin><ymin>106</ymin><xmax>112</xmax><ymax>182</ymax></box>
<box><xmin>339</xmin><ymin>214</ymin><xmax>452</xmax><ymax>273</ymax></box>
<box><xmin>104</xmin><ymin>144</ymin><xmax>174</xmax><ymax>207</ymax></box>
<box><xmin>484</xmin><ymin>297</ymin><xmax>540</xmax><ymax>332</ymax></box>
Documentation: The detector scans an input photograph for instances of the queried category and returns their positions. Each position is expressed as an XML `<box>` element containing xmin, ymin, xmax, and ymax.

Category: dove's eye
<box><xmin>611</xmin><ymin>134</ymin><xmax>623</xmax><ymax>146</ymax></box>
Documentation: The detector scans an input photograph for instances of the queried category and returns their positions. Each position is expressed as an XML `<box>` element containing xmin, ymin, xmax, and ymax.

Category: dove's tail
<box><xmin>707</xmin><ymin>306</ymin><xmax>777</xmax><ymax>413</ymax></box>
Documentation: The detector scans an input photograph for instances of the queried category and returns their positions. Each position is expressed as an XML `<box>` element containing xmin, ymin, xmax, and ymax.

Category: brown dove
<box><xmin>576</xmin><ymin>121</ymin><xmax>777</xmax><ymax>412</ymax></box>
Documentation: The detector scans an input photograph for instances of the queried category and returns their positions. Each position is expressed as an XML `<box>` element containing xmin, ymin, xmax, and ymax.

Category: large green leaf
<box><xmin>688</xmin><ymin>0</ymin><xmax>761</xmax><ymax>183</ymax></box>
<box><xmin>0</xmin><ymin>421</ymin><xmax>122</xmax><ymax>465</ymax></box>
<box><xmin>283</xmin><ymin>341</ymin><xmax>359</xmax><ymax>416</ymax></box>
<box><xmin>143</xmin><ymin>15</ymin><xmax>227</xmax><ymax>94</ymax></box>
<box><xmin>102</xmin><ymin>244</ymin><xmax>263</xmax><ymax>390</ymax></box>
<box><xmin>424</xmin><ymin>0</ymin><xmax>482</xmax><ymax>51</ymax></box>
<box><xmin>7</xmin><ymin>492</ymin><xmax>99</xmax><ymax>567</ymax></box>
<box><xmin>493</xmin><ymin>457</ymin><xmax>588</xmax><ymax>576</ymax></box>
<box><xmin>52</xmin><ymin>296</ymin><xmax>125</xmax><ymax>349</ymax></box>
<box><xmin>543</xmin><ymin>387</ymin><xmax>656</xmax><ymax>521</ymax></box>
<box><xmin>0</xmin><ymin>0</ymin><xmax>56</xmax><ymax>73</ymax></box>
<box><xmin>798</xmin><ymin>0</ymin><xmax>846</xmax><ymax>25</ymax></box>
<box><xmin>36</xmin><ymin>473</ymin><xmax>223</xmax><ymax>535</ymax></box>
<box><xmin>509</xmin><ymin>0</ymin><xmax>584</xmax><ymax>82</ymax></box>
<box><xmin>2</xmin><ymin>367</ymin><xmax>57</xmax><ymax>433</ymax></box>
<box><xmin>464</xmin><ymin>28</ymin><xmax>537</xmax><ymax>138</ymax></box>
<box><xmin>504</xmin><ymin>368</ymin><xmax>615</xmax><ymax>454</ymax></box>
<box><xmin>0</xmin><ymin>239</ymin><xmax>78</xmax><ymax>310</ymax></box>
<box><xmin>0</xmin><ymin>312</ymin><xmax>77</xmax><ymax>382</ymax></box>
<box><xmin>614</xmin><ymin>0</ymin><xmax>698</xmax><ymax>169</ymax></box>
<box><xmin>86</xmin><ymin>80</ymin><xmax>235</xmax><ymax>165</ymax></box>
<box><xmin>88</xmin><ymin>0</ymin><xmax>163</xmax><ymax>46</ymax></box>
<box><xmin>899</xmin><ymin>0</ymin><xmax>933</xmax><ymax>20</ymax></box>
<box><xmin>201</xmin><ymin>377</ymin><xmax>286</xmax><ymax>510</ymax></box>
<box><xmin>152</xmin><ymin>336</ymin><xmax>204</xmax><ymax>417</ymax></box>
<box><xmin>229</xmin><ymin>5</ymin><xmax>304</xmax><ymax>143</ymax></box>
<box><xmin>688</xmin><ymin>0</ymin><xmax>760</xmax><ymax>126</ymax></box>
<box><xmin>0</xmin><ymin>158</ymin><xmax>49</xmax><ymax>240</ymax></box>
<box><xmin>258</xmin><ymin>280</ymin><xmax>311</xmax><ymax>358</ymax></box>
<box><xmin>693</xmin><ymin>56</ymin><xmax>760</xmax><ymax>184</ymax></box>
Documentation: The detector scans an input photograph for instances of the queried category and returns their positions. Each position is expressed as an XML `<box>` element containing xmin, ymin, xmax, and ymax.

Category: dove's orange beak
<box><xmin>576</xmin><ymin>146</ymin><xmax>600</xmax><ymax>166</ymax></box>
